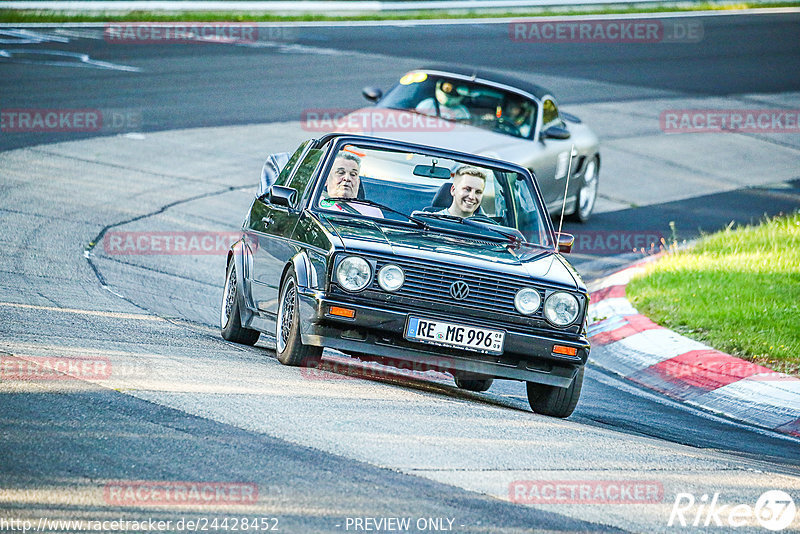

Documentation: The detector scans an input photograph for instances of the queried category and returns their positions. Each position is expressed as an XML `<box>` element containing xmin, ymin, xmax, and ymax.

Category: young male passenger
<box><xmin>438</xmin><ymin>165</ymin><xmax>486</xmax><ymax>218</ymax></box>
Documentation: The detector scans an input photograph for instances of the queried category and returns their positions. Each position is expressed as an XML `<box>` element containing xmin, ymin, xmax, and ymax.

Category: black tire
<box><xmin>526</xmin><ymin>367</ymin><xmax>584</xmax><ymax>418</ymax></box>
<box><xmin>275</xmin><ymin>268</ymin><xmax>322</xmax><ymax>367</ymax></box>
<box><xmin>454</xmin><ymin>374</ymin><xmax>494</xmax><ymax>392</ymax></box>
<box><xmin>568</xmin><ymin>157</ymin><xmax>599</xmax><ymax>223</ymax></box>
<box><xmin>221</xmin><ymin>260</ymin><xmax>260</xmax><ymax>346</ymax></box>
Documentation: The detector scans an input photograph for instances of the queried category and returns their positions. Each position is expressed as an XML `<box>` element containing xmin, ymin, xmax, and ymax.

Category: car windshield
<box><xmin>313</xmin><ymin>142</ymin><xmax>553</xmax><ymax>247</ymax></box>
<box><xmin>376</xmin><ymin>72</ymin><xmax>537</xmax><ymax>139</ymax></box>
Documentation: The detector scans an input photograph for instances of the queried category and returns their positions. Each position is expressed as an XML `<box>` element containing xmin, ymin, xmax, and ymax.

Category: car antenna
<box><xmin>555</xmin><ymin>144</ymin><xmax>576</xmax><ymax>251</ymax></box>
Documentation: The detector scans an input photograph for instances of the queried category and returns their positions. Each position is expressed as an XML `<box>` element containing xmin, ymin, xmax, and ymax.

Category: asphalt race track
<box><xmin>1</xmin><ymin>11</ymin><xmax>800</xmax><ymax>533</ymax></box>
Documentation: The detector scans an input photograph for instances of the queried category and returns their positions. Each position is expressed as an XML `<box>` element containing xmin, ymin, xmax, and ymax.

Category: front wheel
<box><xmin>568</xmin><ymin>157</ymin><xmax>599</xmax><ymax>223</ymax></box>
<box><xmin>220</xmin><ymin>261</ymin><xmax>260</xmax><ymax>346</ymax></box>
<box><xmin>526</xmin><ymin>367</ymin><xmax>584</xmax><ymax>418</ymax></box>
<box><xmin>275</xmin><ymin>268</ymin><xmax>322</xmax><ymax>367</ymax></box>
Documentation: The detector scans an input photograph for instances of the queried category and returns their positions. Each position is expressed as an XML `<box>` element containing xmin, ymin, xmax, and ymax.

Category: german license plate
<box><xmin>405</xmin><ymin>316</ymin><xmax>505</xmax><ymax>355</ymax></box>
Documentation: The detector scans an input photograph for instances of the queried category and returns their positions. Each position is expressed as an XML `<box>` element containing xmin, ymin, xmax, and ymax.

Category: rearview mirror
<box><xmin>362</xmin><ymin>86</ymin><xmax>383</xmax><ymax>102</ymax></box>
<box><xmin>556</xmin><ymin>232</ymin><xmax>574</xmax><ymax>253</ymax></box>
<box><xmin>413</xmin><ymin>164</ymin><xmax>451</xmax><ymax>179</ymax></box>
<box><xmin>268</xmin><ymin>185</ymin><xmax>297</xmax><ymax>208</ymax></box>
<box><xmin>542</xmin><ymin>125</ymin><xmax>571</xmax><ymax>140</ymax></box>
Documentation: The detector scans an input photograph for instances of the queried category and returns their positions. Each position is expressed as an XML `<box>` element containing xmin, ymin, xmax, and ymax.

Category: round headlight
<box><xmin>336</xmin><ymin>256</ymin><xmax>371</xmax><ymax>292</ymax></box>
<box><xmin>378</xmin><ymin>264</ymin><xmax>404</xmax><ymax>292</ymax></box>
<box><xmin>544</xmin><ymin>291</ymin><xmax>580</xmax><ymax>326</ymax></box>
<box><xmin>514</xmin><ymin>287</ymin><xmax>541</xmax><ymax>315</ymax></box>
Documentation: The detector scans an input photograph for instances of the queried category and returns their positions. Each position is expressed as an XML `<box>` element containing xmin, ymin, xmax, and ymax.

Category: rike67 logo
<box><xmin>669</xmin><ymin>490</ymin><xmax>796</xmax><ymax>531</ymax></box>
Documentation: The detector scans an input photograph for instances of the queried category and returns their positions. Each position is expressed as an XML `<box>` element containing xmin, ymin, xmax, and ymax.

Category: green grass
<box><xmin>1</xmin><ymin>2</ymin><xmax>799</xmax><ymax>23</ymax></box>
<box><xmin>627</xmin><ymin>213</ymin><xmax>800</xmax><ymax>376</ymax></box>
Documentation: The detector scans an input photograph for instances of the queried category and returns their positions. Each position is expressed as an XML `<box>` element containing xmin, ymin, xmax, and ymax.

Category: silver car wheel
<box><xmin>578</xmin><ymin>159</ymin><xmax>598</xmax><ymax>220</ymax></box>
<box><xmin>221</xmin><ymin>264</ymin><xmax>237</xmax><ymax>329</ymax></box>
<box><xmin>276</xmin><ymin>278</ymin><xmax>296</xmax><ymax>354</ymax></box>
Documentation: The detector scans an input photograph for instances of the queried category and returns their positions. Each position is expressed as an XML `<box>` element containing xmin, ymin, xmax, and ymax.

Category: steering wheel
<box><xmin>493</xmin><ymin>117</ymin><xmax>521</xmax><ymax>136</ymax></box>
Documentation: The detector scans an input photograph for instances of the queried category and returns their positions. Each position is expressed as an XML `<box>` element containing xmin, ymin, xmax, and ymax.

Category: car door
<box><xmin>247</xmin><ymin>142</ymin><xmax>322</xmax><ymax>324</ymax></box>
<box><xmin>529</xmin><ymin>98</ymin><xmax>575</xmax><ymax>212</ymax></box>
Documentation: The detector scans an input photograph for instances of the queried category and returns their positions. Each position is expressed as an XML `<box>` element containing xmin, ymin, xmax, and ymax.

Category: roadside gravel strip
<box><xmin>588</xmin><ymin>258</ymin><xmax>800</xmax><ymax>438</ymax></box>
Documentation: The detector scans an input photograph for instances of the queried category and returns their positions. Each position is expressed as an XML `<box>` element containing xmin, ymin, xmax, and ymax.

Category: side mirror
<box><xmin>268</xmin><ymin>185</ymin><xmax>297</xmax><ymax>208</ymax></box>
<box><xmin>362</xmin><ymin>86</ymin><xmax>383</xmax><ymax>103</ymax></box>
<box><xmin>542</xmin><ymin>125</ymin><xmax>571</xmax><ymax>140</ymax></box>
<box><xmin>556</xmin><ymin>232</ymin><xmax>574</xmax><ymax>254</ymax></box>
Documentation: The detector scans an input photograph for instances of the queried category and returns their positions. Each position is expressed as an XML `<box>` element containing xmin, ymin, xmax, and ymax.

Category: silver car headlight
<box><xmin>335</xmin><ymin>256</ymin><xmax>371</xmax><ymax>292</ymax></box>
<box><xmin>514</xmin><ymin>287</ymin><xmax>541</xmax><ymax>315</ymax></box>
<box><xmin>377</xmin><ymin>264</ymin><xmax>404</xmax><ymax>292</ymax></box>
<box><xmin>544</xmin><ymin>291</ymin><xmax>580</xmax><ymax>326</ymax></box>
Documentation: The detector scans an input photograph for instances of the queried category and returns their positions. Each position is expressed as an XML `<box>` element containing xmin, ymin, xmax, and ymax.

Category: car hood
<box><xmin>342</xmin><ymin>107</ymin><xmax>519</xmax><ymax>156</ymax></box>
<box><xmin>320</xmin><ymin>213</ymin><xmax>581</xmax><ymax>290</ymax></box>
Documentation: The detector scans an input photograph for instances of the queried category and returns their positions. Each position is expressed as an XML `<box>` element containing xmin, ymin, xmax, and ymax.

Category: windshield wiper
<box><xmin>414</xmin><ymin>213</ymin><xmax>523</xmax><ymax>244</ymax></box>
<box><xmin>326</xmin><ymin>197</ymin><xmax>429</xmax><ymax>230</ymax></box>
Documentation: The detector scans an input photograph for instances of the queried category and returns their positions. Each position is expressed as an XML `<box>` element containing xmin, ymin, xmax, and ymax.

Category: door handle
<box><xmin>261</xmin><ymin>216</ymin><xmax>274</xmax><ymax>227</ymax></box>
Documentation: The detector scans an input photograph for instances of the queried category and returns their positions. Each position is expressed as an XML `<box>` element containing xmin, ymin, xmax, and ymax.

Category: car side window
<box><xmin>479</xmin><ymin>172</ymin><xmax>509</xmax><ymax>225</ymax></box>
<box><xmin>275</xmin><ymin>141</ymin><xmax>310</xmax><ymax>187</ymax></box>
<box><xmin>512</xmin><ymin>177</ymin><xmax>549</xmax><ymax>246</ymax></box>
<box><xmin>287</xmin><ymin>148</ymin><xmax>323</xmax><ymax>196</ymax></box>
<box><xmin>542</xmin><ymin>99</ymin><xmax>560</xmax><ymax>129</ymax></box>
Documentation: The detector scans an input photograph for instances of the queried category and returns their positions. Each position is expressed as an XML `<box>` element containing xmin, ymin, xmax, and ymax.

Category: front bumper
<box><xmin>297</xmin><ymin>288</ymin><xmax>589</xmax><ymax>388</ymax></box>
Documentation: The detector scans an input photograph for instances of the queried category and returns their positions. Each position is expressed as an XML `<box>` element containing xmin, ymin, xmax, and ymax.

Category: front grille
<box><xmin>369</xmin><ymin>256</ymin><xmax>545</xmax><ymax>318</ymax></box>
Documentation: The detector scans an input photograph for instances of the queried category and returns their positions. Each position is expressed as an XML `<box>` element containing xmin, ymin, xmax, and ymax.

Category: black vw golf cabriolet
<box><xmin>221</xmin><ymin>133</ymin><xmax>590</xmax><ymax>417</ymax></box>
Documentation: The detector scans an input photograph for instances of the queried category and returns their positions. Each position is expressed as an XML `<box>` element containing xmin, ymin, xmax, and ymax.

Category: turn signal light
<box><xmin>329</xmin><ymin>306</ymin><xmax>355</xmax><ymax>319</ymax></box>
<box><xmin>552</xmin><ymin>345</ymin><xmax>578</xmax><ymax>356</ymax></box>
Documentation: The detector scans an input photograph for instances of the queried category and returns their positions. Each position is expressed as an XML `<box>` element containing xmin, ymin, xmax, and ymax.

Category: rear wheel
<box><xmin>220</xmin><ymin>261</ymin><xmax>260</xmax><ymax>346</ymax></box>
<box><xmin>454</xmin><ymin>373</ymin><xmax>493</xmax><ymax>392</ymax></box>
<box><xmin>275</xmin><ymin>268</ymin><xmax>322</xmax><ymax>367</ymax></box>
<box><xmin>526</xmin><ymin>367</ymin><xmax>584</xmax><ymax>418</ymax></box>
<box><xmin>568</xmin><ymin>157</ymin><xmax>598</xmax><ymax>223</ymax></box>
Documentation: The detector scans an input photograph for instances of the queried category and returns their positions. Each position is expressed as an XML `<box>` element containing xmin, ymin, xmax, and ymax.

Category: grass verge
<box><xmin>1</xmin><ymin>1</ymin><xmax>799</xmax><ymax>23</ymax></box>
<box><xmin>626</xmin><ymin>212</ymin><xmax>800</xmax><ymax>376</ymax></box>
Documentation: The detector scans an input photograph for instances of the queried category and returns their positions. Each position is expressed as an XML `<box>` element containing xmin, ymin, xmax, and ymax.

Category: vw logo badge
<box><xmin>449</xmin><ymin>280</ymin><xmax>470</xmax><ymax>300</ymax></box>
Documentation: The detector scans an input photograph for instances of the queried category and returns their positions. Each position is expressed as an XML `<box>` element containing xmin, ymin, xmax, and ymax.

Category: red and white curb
<box><xmin>586</xmin><ymin>258</ymin><xmax>800</xmax><ymax>438</ymax></box>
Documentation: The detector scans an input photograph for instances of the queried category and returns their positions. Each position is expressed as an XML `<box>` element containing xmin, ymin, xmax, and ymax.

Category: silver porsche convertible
<box><xmin>354</xmin><ymin>66</ymin><xmax>601</xmax><ymax>222</ymax></box>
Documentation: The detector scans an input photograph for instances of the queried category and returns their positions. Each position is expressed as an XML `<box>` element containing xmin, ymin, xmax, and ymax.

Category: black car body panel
<box><xmin>225</xmin><ymin>133</ymin><xmax>590</xmax><ymax>398</ymax></box>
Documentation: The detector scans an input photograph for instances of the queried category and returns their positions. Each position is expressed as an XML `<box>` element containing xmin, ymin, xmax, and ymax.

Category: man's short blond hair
<box><xmin>454</xmin><ymin>165</ymin><xmax>487</xmax><ymax>184</ymax></box>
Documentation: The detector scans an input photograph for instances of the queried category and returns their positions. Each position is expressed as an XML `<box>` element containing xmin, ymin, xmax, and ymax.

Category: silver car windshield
<box><xmin>377</xmin><ymin>73</ymin><xmax>537</xmax><ymax>140</ymax></box>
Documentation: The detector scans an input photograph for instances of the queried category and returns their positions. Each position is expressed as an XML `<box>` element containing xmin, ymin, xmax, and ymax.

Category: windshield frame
<box><xmin>306</xmin><ymin>134</ymin><xmax>557</xmax><ymax>247</ymax></box>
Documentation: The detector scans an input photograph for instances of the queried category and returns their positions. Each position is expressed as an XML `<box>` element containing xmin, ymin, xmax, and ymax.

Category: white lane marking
<box><xmin>0</xmin><ymin>301</ymin><xmax>163</xmax><ymax>321</ymax></box>
<box><xmin>588</xmin><ymin>296</ymin><xmax>639</xmax><ymax>321</ymax></box>
<box><xmin>0</xmin><ymin>28</ymin><xmax>70</xmax><ymax>44</ymax></box>
<box><xmin>52</xmin><ymin>28</ymin><xmax>106</xmax><ymax>40</ymax></box>
<box><xmin>0</xmin><ymin>49</ymin><xmax>141</xmax><ymax>71</ymax></box>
